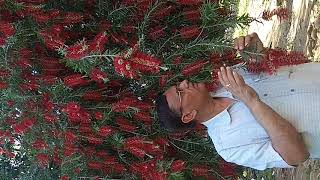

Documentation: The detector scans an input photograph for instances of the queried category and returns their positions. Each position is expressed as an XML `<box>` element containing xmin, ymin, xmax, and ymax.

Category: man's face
<box><xmin>164</xmin><ymin>80</ymin><xmax>210</xmax><ymax>120</ymax></box>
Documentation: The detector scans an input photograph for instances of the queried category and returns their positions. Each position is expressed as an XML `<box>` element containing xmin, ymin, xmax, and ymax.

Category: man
<box><xmin>155</xmin><ymin>33</ymin><xmax>320</xmax><ymax>170</ymax></box>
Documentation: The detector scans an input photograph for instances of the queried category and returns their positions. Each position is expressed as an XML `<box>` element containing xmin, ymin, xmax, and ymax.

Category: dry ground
<box><xmin>239</xmin><ymin>0</ymin><xmax>320</xmax><ymax>179</ymax></box>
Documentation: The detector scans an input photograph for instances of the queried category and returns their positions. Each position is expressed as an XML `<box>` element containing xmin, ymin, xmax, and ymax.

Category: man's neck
<box><xmin>196</xmin><ymin>97</ymin><xmax>235</xmax><ymax>124</ymax></box>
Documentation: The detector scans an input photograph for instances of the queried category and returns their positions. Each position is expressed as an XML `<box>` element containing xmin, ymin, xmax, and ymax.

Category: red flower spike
<box><xmin>113</xmin><ymin>163</ymin><xmax>126</xmax><ymax>173</ymax></box>
<box><xmin>90</xmin><ymin>68</ymin><xmax>108</xmax><ymax>83</ymax></box>
<box><xmin>62</xmin><ymin>12</ymin><xmax>83</xmax><ymax>25</ymax></box>
<box><xmin>32</xmin><ymin>139</ymin><xmax>48</xmax><ymax>150</ymax></box>
<box><xmin>98</xmin><ymin>126</ymin><xmax>113</xmax><ymax>137</ymax></box>
<box><xmin>87</xmin><ymin>161</ymin><xmax>103</xmax><ymax>170</ymax></box>
<box><xmin>176</xmin><ymin>0</ymin><xmax>202</xmax><ymax>5</ymax></box>
<box><xmin>116</xmin><ymin>117</ymin><xmax>137</xmax><ymax>132</ymax></box>
<box><xmin>218</xmin><ymin>161</ymin><xmax>236</xmax><ymax>177</ymax></box>
<box><xmin>0</xmin><ymin>36</ymin><xmax>6</xmax><ymax>46</ymax></box>
<box><xmin>124</xmin><ymin>136</ymin><xmax>145</xmax><ymax>148</ymax></box>
<box><xmin>113</xmin><ymin>56</ymin><xmax>139</xmax><ymax>79</ymax></box>
<box><xmin>182</xmin><ymin>8</ymin><xmax>201</xmax><ymax>22</ymax></box>
<box><xmin>82</xmin><ymin>91</ymin><xmax>103</xmax><ymax>101</ymax></box>
<box><xmin>0</xmin><ymin>81</ymin><xmax>8</xmax><ymax>89</ymax></box>
<box><xmin>152</xmin><ymin>4</ymin><xmax>175</xmax><ymax>20</ymax></box>
<box><xmin>148</xmin><ymin>26</ymin><xmax>166</xmax><ymax>40</ymax></box>
<box><xmin>171</xmin><ymin>160</ymin><xmax>186</xmax><ymax>172</ymax></box>
<box><xmin>180</xmin><ymin>26</ymin><xmax>201</xmax><ymax>39</ymax></box>
<box><xmin>65</xmin><ymin>41</ymin><xmax>89</xmax><ymax>60</ymax></box>
<box><xmin>126</xmin><ymin>146</ymin><xmax>146</xmax><ymax>158</ymax></box>
<box><xmin>63</xmin><ymin>74</ymin><xmax>87</xmax><ymax>88</ymax></box>
<box><xmin>89</xmin><ymin>32</ymin><xmax>109</xmax><ymax>53</ymax></box>
<box><xmin>182</xmin><ymin>60</ymin><xmax>209</xmax><ymax>76</ymax></box>
<box><xmin>64</xmin><ymin>130</ymin><xmax>77</xmax><ymax>143</ymax></box>
<box><xmin>74</xmin><ymin>167</ymin><xmax>81</xmax><ymax>174</ymax></box>
<box><xmin>0</xmin><ymin>22</ymin><xmax>15</xmax><ymax>37</ymax></box>
<box><xmin>133</xmin><ymin>112</ymin><xmax>152</xmax><ymax>125</ymax></box>
<box><xmin>93</xmin><ymin>111</ymin><xmax>104</xmax><ymax>120</ymax></box>
<box><xmin>36</xmin><ymin>153</ymin><xmax>49</xmax><ymax>167</ymax></box>
<box><xmin>192</xmin><ymin>164</ymin><xmax>210</xmax><ymax>177</ymax></box>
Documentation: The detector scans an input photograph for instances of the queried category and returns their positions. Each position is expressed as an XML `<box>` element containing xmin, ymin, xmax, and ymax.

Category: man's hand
<box><xmin>234</xmin><ymin>33</ymin><xmax>266</xmax><ymax>63</ymax></box>
<box><xmin>218</xmin><ymin>66</ymin><xmax>260</xmax><ymax>106</ymax></box>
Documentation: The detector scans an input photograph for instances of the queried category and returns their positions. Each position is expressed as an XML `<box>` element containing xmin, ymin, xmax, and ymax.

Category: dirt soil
<box><xmin>244</xmin><ymin>0</ymin><xmax>320</xmax><ymax>179</ymax></box>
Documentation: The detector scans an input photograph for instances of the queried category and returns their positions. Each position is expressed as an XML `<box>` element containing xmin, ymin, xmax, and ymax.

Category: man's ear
<box><xmin>181</xmin><ymin>110</ymin><xmax>197</xmax><ymax>123</ymax></box>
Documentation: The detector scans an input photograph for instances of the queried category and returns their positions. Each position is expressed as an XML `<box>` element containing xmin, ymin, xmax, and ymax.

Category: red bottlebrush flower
<box><xmin>44</xmin><ymin>113</ymin><xmax>56</xmax><ymax>123</ymax></box>
<box><xmin>98</xmin><ymin>126</ymin><xmax>113</xmax><ymax>137</ymax></box>
<box><xmin>218</xmin><ymin>160</ymin><xmax>236</xmax><ymax>177</ymax></box>
<box><xmin>130</xmin><ymin>51</ymin><xmax>162</xmax><ymax>73</ymax></box>
<box><xmin>172</xmin><ymin>56</ymin><xmax>183</xmax><ymax>65</ymax></box>
<box><xmin>192</xmin><ymin>164</ymin><xmax>209</xmax><ymax>177</ymax></box>
<box><xmin>36</xmin><ymin>153</ymin><xmax>49</xmax><ymax>167</ymax></box>
<box><xmin>63</xmin><ymin>102</ymin><xmax>81</xmax><ymax>114</ymax></box>
<box><xmin>90</xmin><ymin>68</ymin><xmax>107</xmax><ymax>83</ymax></box>
<box><xmin>262</xmin><ymin>7</ymin><xmax>289</xmax><ymax>22</ymax></box>
<box><xmin>62</xmin><ymin>12</ymin><xmax>83</xmax><ymax>25</ymax></box>
<box><xmin>121</xmin><ymin>23</ymin><xmax>136</xmax><ymax>33</ymax></box>
<box><xmin>134</xmin><ymin>101</ymin><xmax>153</xmax><ymax>111</ymax></box>
<box><xmin>63</xmin><ymin>74</ymin><xmax>87</xmax><ymax>88</ymax></box>
<box><xmin>126</xmin><ymin>146</ymin><xmax>146</xmax><ymax>158</ymax></box>
<box><xmin>82</xmin><ymin>91</ymin><xmax>103</xmax><ymax>101</ymax></box>
<box><xmin>33</xmin><ymin>12</ymin><xmax>50</xmax><ymax>23</ymax></box>
<box><xmin>39</xmin><ymin>31</ymin><xmax>65</xmax><ymax>50</ymax></box>
<box><xmin>104</xmin><ymin>156</ymin><xmax>116</xmax><ymax>165</ymax></box>
<box><xmin>60</xmin><ymin>175</ymin><xmax>69</xmax><ymax>180</ymax></box>
<box><xmin>74</xmin><ymin>167</ymin><xmax>81</xmax><ymax>174</ymax></box>
<box><xmin>143</xmin><ymin>143</ymin><xmax>161</xmax><ymax>155</ymax></box>
<box><xmin>87</xmin><ymin>161</ymin><xmax>103</xmax><ymax>170</ymax></box>
<box><xmin>182</xmin><ymin>8</ymin><xmax>201</xmax><ymax>22</ymax></box>
<box><xmin>112</xmin><ymin>97</ymin><xmax>138</xmax><ymax>112</ymax></box>
<box><xmin>148</xmin><ymin>26</ymin><xmax>166</xmax><ymax>40</ymax></box>
<box><xmin>124</xmin><ymin>137</ymin><xmax>145</xmax><ymax>148</ymax></box>
<box><xmin>171</xmin><ymin>160</ymin><xmax>186</xmax><ymax>172</ymax></box>
<box><xmin>0</xmin><ymin>22</ymin><xmax>15</xmax><ymax>37</ymax></box>
<box><xmin>89</xmin><ymin>32</ymin><xmax>109</xmax><ymax>52</ymax></box>
<box><xmin>87</xmin><ymin>135</ymin><xmax>103</xmax><ymax>145</ymax></box>
<box><xmin>134</xmin><ymin>112</ymin><xmax>152</xmax><ymax>125</ymax></box>
<box><xmin>0</xmin><ymin>70</ymin><xmax>9</xmax><ymax>77</ymax></box>
<box><xmin>153</xmin><ymin>137</ymin><xmax>169</xmax><ymax>147</ymax></box>
<box><xmin>51</xmin><ymin>24</ymin><xmax>64</xmax><ymax>36</ymax></box>
<box><xmin>19</xmin><ymin>48</ymin><xmax>32</xmax><ymax>59</ymax></box>
<box><xmin>180</xmin><ymin>26</ymin><xmax>201</xmax><ymax>39</ymax></box>
<box><xmin>113</xmin><ymin>163</ymin><xmax>126</xmax><ymax>173</ymax></box>
<box><xmin>113</xmin><ymin>56</ymin><xmax>138</xmax><ymax>79</ymax></box>
<box><xmin>93</xmin><ymin>111</ymin><xmax>103</xmax><ymax>120</ymax></box>
<box><xmin>32</xmin><ymin>139</ymin><xmax>48</xmax><ymax>150</ymax></box>
<box><xmin>65</xmin><ymin>41</ymin><xmax>89</xmax><ymax>60</ymax></box>
<box><xmin>176</xmin><ymin>0</ymin><xmax>202</xmax><ymax>5</ymax></box>
<box><xmin>152</xmin><ymin>4</ymin><xmax>175</xmax><ymax>20</ymax></box>
<box><xmin>116</xmin><ymin>116</ymin><xmax>137</xmax><ymax>132</ymax></box>
<box><xmin>64</xmin><ymin>130</ymin><xmax>77</xmax><ymax>143</ymax></box>
<box><xmin>64</xmin><ymin>145</ymin><xmax>77</xmax><ymax>157</ymax></box>
<box><xmin>48</xmin><ymin>9</ymin><xmax>60</xmax><ymax>18</ymax></box>
<box><xmin>0</xmin><ymin>81</ymin><xmax>8</xmax><ymax>89</ymax></box>
<box><xmin>21</xmin><ymin>118</ymin><xmax>36</xmax><ymax>128</ymax></box>
<box><xmin>0</xmin><ymin>36</ymin><xmax>6</xmax><ymax>46</ymax></box>
<box><xmin>182</xmin><ymin>60</ymin><xmax>209</xmax><ymax>76</ymax></box>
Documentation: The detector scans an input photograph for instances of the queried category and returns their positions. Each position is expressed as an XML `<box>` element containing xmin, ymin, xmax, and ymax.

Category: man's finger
<box><xmin>220</xmin><ymin>67</ymin><xmax>231</xmax><ymax>87</ymax></box>
<box><xmin>244</xmin><ymin>35</ymin><xmax>252</xmax><ymax>47</ymax></box>
<box><xmin>236</xmin><ymin>36</ymin><xmax>245</xmax><ymax>50</ymax></box>
<box><xmin>233</xmin><ymin>71</ymin><xmax>245</xmax><ymax>86</ymax></box>
<box><xmin>226</xmin><ymin>67</ymin><xmax>237</xmax><ymax>86</ymax></box>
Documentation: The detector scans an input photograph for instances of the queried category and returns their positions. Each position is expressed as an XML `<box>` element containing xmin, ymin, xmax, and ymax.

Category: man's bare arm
<box><xmin>246</xmin><ymin>99</ymin><xmax>310</xmax><ymax>165</ymax></box>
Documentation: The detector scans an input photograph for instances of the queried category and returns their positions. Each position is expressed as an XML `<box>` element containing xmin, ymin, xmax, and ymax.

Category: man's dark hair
<box><xmin>155</xmin><ymin>95</ymin><xmax>196</xmax><ymax>132</ymax></box>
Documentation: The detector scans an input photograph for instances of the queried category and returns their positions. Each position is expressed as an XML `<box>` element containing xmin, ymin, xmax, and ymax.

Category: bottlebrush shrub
<box><xmin>0</xmin><ymin>0</ymin><xmax>290</xmax><ymax>179</ymax></box>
